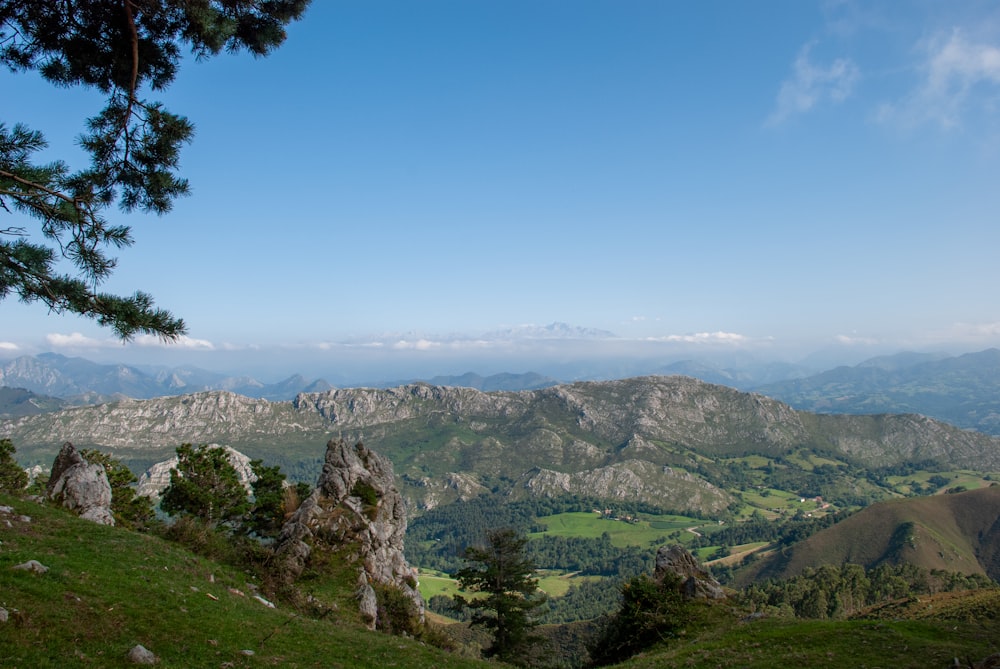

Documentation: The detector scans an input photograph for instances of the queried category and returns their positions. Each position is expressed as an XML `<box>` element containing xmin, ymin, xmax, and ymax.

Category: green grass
<box><xmin>7</xmin><ymin>492</ymin><xmax>1000</xmax><ymax>669</ymax></box>
<box><xmin>418</xmin><ymin>570</ymin><xmax>466</xmax><ymax>601</ymax></box>
<box><xmin>0</xmin><ymin>494</ymin><xmax>487</xmax><ymax>669</ymax></box>
<box><xmin>623</xmin><ymin>616</ymin><xmax>1000</xmax><ymax>669</ymax></box>
<box><xmin>535</xmin><ymin>570</ymin><xmax>601</xmax><ymax>598</ymax></box>
<box><xmin>532</xmin><ymin>512</ymin><xmax>703</xmax><ymax>547</ymax></box>
<box><xmin>419</xmin><ymin>568</ymin><xmax>599</xmax><ymax>601</ymax></box>
<box><xmin>734</xmin><ymin>487</ymin><xmax>842</xmax><ymax>521</ymax></box>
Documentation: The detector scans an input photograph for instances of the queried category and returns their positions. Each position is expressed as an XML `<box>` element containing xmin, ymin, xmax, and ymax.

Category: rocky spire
<box><xmin>654</xmin><ymin>544</ymin><xmax>726</xmax><ymax>600</ymax></box>
<box><xmin>273</xmin><ymin>438</ymin><xmax>423</xmax><ymax>629</ymax></box>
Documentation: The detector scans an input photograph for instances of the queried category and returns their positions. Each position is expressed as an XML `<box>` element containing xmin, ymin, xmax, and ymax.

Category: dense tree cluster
<box><xmin>528</xmin><ymin>533</ymin><xmax>651</xmax><ymax>577</ymax></box>
<box><xmin>689</xmin><ymin>508</ymin><xmax>850</xmax><ymax>552</ymax></box>
<box><xmin>159</xmin><ymin>443</ymin><xmax>296</xmax><ymax>539</ymax></box>
<box><xmin>587</xmin><ymin>572</ymin><xmax>697</xmax><ymax>667</ymax></box>
<box><xmin>738</xmin><ymin>562</ymin><xmax>997</xmax><ymax>619</ymax></box>
<box><xmin>160</xmin><ymin>444</ymin><xmax>250</xmax><ymax>526</ymax></box>
<box><xmin>537</xmin><ymin>578</ymin><xmax>636</xmax><ymax>625</ymax></box>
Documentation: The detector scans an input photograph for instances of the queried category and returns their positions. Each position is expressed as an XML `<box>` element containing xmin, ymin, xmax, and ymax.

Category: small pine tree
<box><xmin>0</xmin><ymin>438</ymin><xmax>28</xmax><ymax>492</ymax></box>
<box><xmin>160</xmin><ymin>444</ymin><xmax>249</xmax><ymax>527</ymax></box>
<box><xmin>245</xmin><ymin>459</ymin><xmax>287</xmax><ymax>538</ymax></box>
<box><xmin>453</xmin><ymin>528</ymin><xmax>546</xmax><ymax>666</ymax></box>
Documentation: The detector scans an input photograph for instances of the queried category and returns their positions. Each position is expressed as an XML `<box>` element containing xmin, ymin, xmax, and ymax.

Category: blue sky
<box><xmin>3</xmin><ymin>1</ymin><xmax>1000</xmax><ymax>380</ymax></box>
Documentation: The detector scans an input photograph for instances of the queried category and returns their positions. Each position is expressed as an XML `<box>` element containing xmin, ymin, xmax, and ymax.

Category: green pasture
<box><xmin>532</xmin><ymin>511</ymin><xmax>705</xmax><ymax>548</ymax></box>
<box><xmin>418</xmin><ymin>567</ymin><xmax>598</xmax><ymax>601</ymax></box>
<box><xmin>885</xmin><ymin>470</ymin><xmax>999</xmax><ymax>495</ymax></box>
<box><xmin>738</xmin><ymin>488</ymin><xmax>824</xmax><ymax>513</ymax></box>
<box><xmin>419</xmin><ymin>569</ymin><xmax>467</xmax><ymax>601</ymax></box>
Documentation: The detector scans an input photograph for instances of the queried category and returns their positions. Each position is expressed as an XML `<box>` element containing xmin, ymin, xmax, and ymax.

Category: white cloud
<box><xmin>392</xmin><ymin>339</ymin><xmax>441</xmax><ymax>351</ymax></box>
<box><xmin>922</xmin><ymin>321</ymin><xmax>1000</xmax><ymax>345</ymax></box>
<box><xmin>220</xmin><ymin>342</ymin><xmax>259</xmax><ymax>352</ymax></box>
<box><xmin>45</xmin><ymin>332</ymin><xmax>112</xmax><ymax>348</ymax></box>
<box><xmin>879</xmin><ymin>29</ymin><xmax>1000</xmax><ymax>129</ymax></box>
<box><xmin>0</xmin><ymin>341</ymin><xmax>19</xmax><ymax>351</ymax></box>
<box><xmin>132</xmin><ymin>334</ymin><xmax>216</xmax><ymax>350</ymax></box>
<box><xmin>768</xmin><ymin>42</ymin><xmax>860</xmax><ymax>125</ymax></box>
<box><xmin>834</xmin><ymin>333</ymin><xmax>881</xmax><ymax>346</ymax></box>
<box><xmin>646</xmin><ymin>331</ymin><xmax>749</xmax><ymax>345</ymax></box>
<box><xmin>44</xmin><ymin>331</ymin><xmax>215</xmax><ymax>351</ymax></box>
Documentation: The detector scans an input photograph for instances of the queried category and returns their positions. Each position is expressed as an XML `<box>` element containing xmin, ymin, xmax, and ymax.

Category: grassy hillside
<box><xmin>621</xmin><ymin>603</ymin><xmax>1000</xmax><ymax>669</ymax></box>
<box><xmin>0</xmin><ymin>493</ymin><xmax>485</xmax><ymax>669</ymax></box>
<box><xmin>4</xmin><ymin>491</ymin><xmax>1000</xmax><ymax>668</ymax></box>
<box><xmin>736</xmin><ymin>487</ymin><xmax>1000</xmax><ymax>585</ymax></box>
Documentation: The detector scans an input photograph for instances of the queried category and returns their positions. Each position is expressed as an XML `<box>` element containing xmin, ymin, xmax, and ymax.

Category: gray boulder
<box><xmin>654</xmin><ymin>544</ymin><xmax>726</xmax><ymax>600</ymax></box>
<box><xmin>12</xmin><ymin>559</ymin><xmax>49</xmax><ymax>574</ymax></box>
<box><xmin>46</xmin><ymin>442</ymin><xmax>114</xmax><ymax>526</ymax></box>
<box><xmin>126</xmin><ymin>644</ymin><xmax>158</xmax><ymax>664</ymax></box>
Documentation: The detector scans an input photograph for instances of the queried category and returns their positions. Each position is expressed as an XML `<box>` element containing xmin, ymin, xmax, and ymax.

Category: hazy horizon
<box><xmin>2</xmin><ymin>322</ymin><xmax>994</xmax><ymax>387</ymax></box>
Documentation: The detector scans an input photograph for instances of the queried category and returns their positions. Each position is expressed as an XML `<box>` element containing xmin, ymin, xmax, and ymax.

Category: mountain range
<box><xmin>756</xmin><ymin>348</ymin><xmax>1000</xmax><ymax>435</ymax></box>
<box><xmin>4</xmin><ymin>375</ymin><xmax>998</xmax><ymax>516</ymax></box>
<box><xmin>5</xmin><ymin>348</ymin><xmax>1000</xmax><ymax>433</ymax></box>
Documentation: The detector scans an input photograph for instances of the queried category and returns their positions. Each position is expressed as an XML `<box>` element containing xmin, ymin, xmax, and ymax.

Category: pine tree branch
<box><xmin>0</xmin><ymin>168</ymin><xmax>81</xmax><ymax>207</ymax></box>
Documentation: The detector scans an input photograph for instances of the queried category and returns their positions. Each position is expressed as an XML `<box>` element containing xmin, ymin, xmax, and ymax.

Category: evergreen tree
<box><xmin>160</xmin><ymin>444</ymin><xmax>249</xmax><ymax>526</ymax></box>
<box><xmin>0</xmin><ymin>438</ymin><xmax>28</xmax><ymax>492</ymax></box>
<box><xmin>453</xmin><ymin>528</ymin><xmax>546</xmax><ymax>666</ymax></box>
<box><xmin>244</xmin><ymin>459</ymin><xmax>287</xmax><ymax>538</ymax></box>
<box><xmin>0</xmin><ymin>1</ymin><xmax>309</xmax><ymax>338</ymax></box>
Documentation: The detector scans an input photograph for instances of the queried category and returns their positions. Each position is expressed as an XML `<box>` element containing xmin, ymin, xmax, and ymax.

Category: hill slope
<box><xmin>0</xmin><ymin>494</ymin><xmax>484</xmax><ymax>669</ymax></box>
<box><xmin>736</xmin><ymin>487</ymin><xmax>1000</xmax><ymax>584</ymax></box>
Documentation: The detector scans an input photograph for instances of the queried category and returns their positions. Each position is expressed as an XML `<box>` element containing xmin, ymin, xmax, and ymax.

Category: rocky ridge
<box><xmin>5</xmin><ymin>376</ymin><xmax>1000</xmax><ymax>513</ymax></box>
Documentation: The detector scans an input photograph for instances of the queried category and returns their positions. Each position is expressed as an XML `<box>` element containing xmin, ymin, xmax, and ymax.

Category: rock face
<box><xmin>654</xmin><ymin>544</ymin><xmax>726</xmax><ymax>600</ymax></box>
<box><xmin>45</xmin><ymin>442</ymin><xmax>114</xmax><ymax>525</ymax></box>
<box><xmin>273</xmin><ymin>438</ymin><xmax>423</xmax><ymax>630</ymax></box>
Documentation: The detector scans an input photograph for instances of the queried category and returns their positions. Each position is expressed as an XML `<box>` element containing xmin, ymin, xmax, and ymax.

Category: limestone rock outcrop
<box><xmin>654</xmin><ymin>544</ymin><xmax>726</xmax><ymax>600</ymax></box>
<box><xmin>45</xmin><ymin>442</ymin><xmax>114</xmax><ymax>525</ymax></box>
<box><xmin>273</xmin><ymin>438</ymin><xmax>423</xmax><ymax>630</ymax></box>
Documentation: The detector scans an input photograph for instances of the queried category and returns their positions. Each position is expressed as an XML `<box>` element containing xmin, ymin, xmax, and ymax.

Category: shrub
<box><xmin>0</xmin><ymin>439</ymin><xmax>28</xmax><ymax>493</ymax></box>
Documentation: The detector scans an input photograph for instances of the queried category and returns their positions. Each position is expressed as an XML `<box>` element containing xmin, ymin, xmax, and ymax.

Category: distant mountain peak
<box><xmin>482</xmin><ymin>322</ymin><xmax>617</xmax><ymax>340</ymax></box>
